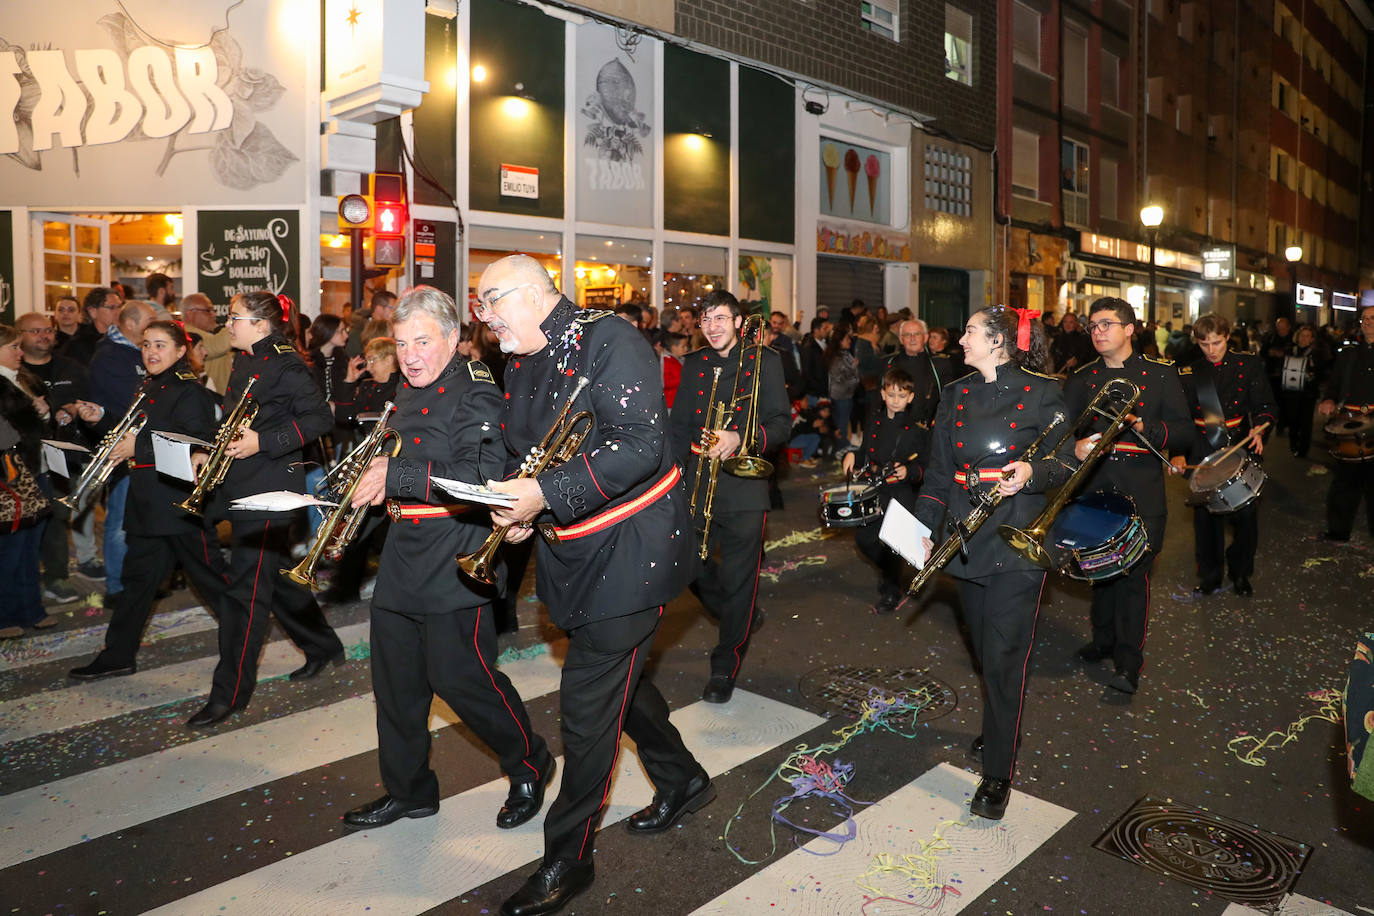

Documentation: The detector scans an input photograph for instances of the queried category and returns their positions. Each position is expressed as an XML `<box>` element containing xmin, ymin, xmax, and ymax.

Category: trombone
<box><xmin>720</xmin><ymin>314</ymin><xmax>773</xmax><ymax>479</ymax></box>
<box><xmin>59</xmin><ymin>390</ymin><xmax>147</xmax><ymax>514</ymax></box>
<box><xmin>281</xmin><ymin>402</ymin><xmax>402</xmax><ymax>590</ymax></box>
<box><xmin>457</xmin><ymin>376</ymin><xmax>594</xmax><ymax>585</ymax></box>
<box><xmin>176</xmin><ymin>377</ymin><xmax>259</xmax><ymax>517</ymax></box>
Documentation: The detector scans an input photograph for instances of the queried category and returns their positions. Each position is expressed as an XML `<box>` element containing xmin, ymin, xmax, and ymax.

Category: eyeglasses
<box><xmin>473</xmin><ymin>284</ymin><xmax>529</xmax><ymax>319</ymax></box>
<box><xmin>181</xmin><ymin>306</ymin><xmax>214</xmax><ymax>315</ymax></box>
<box><xmin>1086</xmin><ymin>319</ymin><xmax>1125</xmax><ymax>333</ymax></box>
<box><xmin>21</xmin><ymin>327</ymin><xmax>55</xmax><ymax>335</ymax></box>
<box><xmin>226</xmin><ymin>315</ymin><xmax>259</xmax><ymax>324</ymax></box>
<box><xmin>700</xmin><ymin>315</ymin><xmax>735</xmax><ymax>327</ymax></box>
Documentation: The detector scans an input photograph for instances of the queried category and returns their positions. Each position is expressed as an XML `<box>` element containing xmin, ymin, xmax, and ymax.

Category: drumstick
<box><xmin>1175</xmin><ymin>421</ymin><xmax>1272</xmax><ymax>470</ymax></box>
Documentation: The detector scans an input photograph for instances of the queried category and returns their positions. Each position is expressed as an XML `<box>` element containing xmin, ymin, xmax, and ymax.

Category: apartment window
<box><xmin>1012</xmin><ymin>128</ymin><xmax>1039</xmax><ymax>199</ymax></box>
<box><xmin>1147</xmin><ymin>76</ymin><xmax>1165</xmax><ymax>118</ymax></box>
<box><xmin>1101</xmin><ymin>50</ymin><xmax>1120</xmax><ymax>108</ymax></box>
<box><xmin>945</xmin><ymin>5</ymin><xmax>974</xmax><ymax>85</ymax></box>
<box><xmin>1100</xmin><ymin>157</ymin><xmax>1119</xmax><ymax>220</ymax></box>
<box><xmin>924</xmin><ymin>145</ymin><xmax>973</xmax><ymax>217</ymax></box>
<box><xmin>1061</xmin><ymin>138</ymin><xmax>1089</xmax><ymax>226</ymax></box>
<box><xmin>1013</xmin><ymin>2</ymin><xmax>1040</xmax><ymax>69</ymax></box>
<box><xmin>1063</xmin><ymin>25</ymin><xmax>1087</xmax><ymax>112</ymax></box>
<box><xmin>1270</xmin><ymin>149</ymin><xmax>1288</xmax><ymax>186</ymax></box>
<box><xmin>861</xmin><ymin>0</ymin><xmax>899</xmax><ymax>40</ymax></box>
<box><xmin>1179</xmin><ymin>2</ymin><xmax>1195</xmax><ymax>40</ymax></box>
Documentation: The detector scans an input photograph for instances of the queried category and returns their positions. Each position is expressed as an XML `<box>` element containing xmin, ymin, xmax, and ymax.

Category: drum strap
<box><xmin>1195</xmin><ymin>361</ymin><xmax>1229</xmax><ymax>451</ymax></box>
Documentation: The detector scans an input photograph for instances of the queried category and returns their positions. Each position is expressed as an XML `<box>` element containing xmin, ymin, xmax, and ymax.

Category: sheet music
<box><xmin>41</xmin><ymin>440</ymin><xmax>89</xmax><ymax>479</ymax></box>
<box><xmin>229</xmin><ymin>491</ymin><xmax>340</xmax><ymax>512</ymax></box>
<box><xmin>879</xmin><ymin>499</ymin><xmax>931</xmax><ymax>569</ymax></box>
<box><xmin>151</xmin><ymin>431</ymin><xmax>212</xmax><ymax>483</ymax></box>
<box><xmin>429</xmin><ymin>476</ymin><xmax>519</xmax><ymax>509</ymax></box>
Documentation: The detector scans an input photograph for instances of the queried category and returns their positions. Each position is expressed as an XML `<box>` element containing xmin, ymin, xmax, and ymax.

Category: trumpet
<box><xmin>999</xmin><ymin>377</ymin><xmax>1142</xmax><ymax>568</ymax></box>
<box><xmin>906</xmin><ymin>411</ymin><xmax>1066</xmax><ymax>596</ymax></box>
<box><xmin>282</xmin><ymin>402</ymin><xmax>402</xmax><ymax>590</ymax></box>
<box><xmin>457</xmin><ymin>376</ymin><xmax>594</xmax><ymax>585</ymax></box>
<box><xmin>59</xmin><ymin>391</ymin><xmax>147</xmax><ymax>514</ymax></box>
<box><xmin>176</xmin><ymin>377</ymin><xmax>260</xmax><ymax>517</ymax></box>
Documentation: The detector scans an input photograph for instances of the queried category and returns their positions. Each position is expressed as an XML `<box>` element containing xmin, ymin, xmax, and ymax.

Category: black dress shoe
<box><xmin>497</xmin><ymin>756</ymin><xmax>555</xmax><ymax>829</ymax></box>
<box><xmin>702</xmin><ymin>674</ymin><xmax>734</xmax><ymax>704</ymax></box>
<box><xmin>288</xmin><ymin>649</ymin><xmax>345</xmax><ymax>681</ymax></box>
<box><xmin>968</xmin><ymin>735</ymin><xmax>984</xmax><ymax>760</ymax></box>
<box><xmin>1075</xmin><ymin>642</ymin><xmax>1111</xmax><ymax>663</ymax></box>
<box><xmin>750</xmin><ymin>606</ymin><xmax>767</xmax><ymax>634</ymax></box>
<box><xmin>342</xmin><ymin>794</ymin><xmax>439</xmax><ymax>830</ymax></box>
<box><xmin>627</xmin><ymin>767</ymin><xmax>715</xmax><ymax>833</ymax></box>
<box><xmin>969</xmin><ymin>777</ymin><xmax>1012</xmax><ymax>819</ymax></box>
<box><xmin>1192</xmin><ymin>583</ymin><xmax>1219</xmax><ymax>595</ymax></box>
<box><xmin>1107</xmin><ymin>668</ymin><xmax>1139</xmax><ymax>694</ymax></box>
<box><xmin>69</xmin><ymin>658</ymin><xmax>136</xmax><ymax>681</ymax></box>
<box><xmin>502</xmin><ymin>858</ymin><xmax>594</xmax><ymax>916</ymax></box>
<box><xmin>187</xmin><ymin>701</ymin><xmax>241</xmax><ymax>728</ymax></box>
<box><xmin>1232</xmin><ymin>577</ymin><xmax>1253</xmax><ymax>597</ymax></box>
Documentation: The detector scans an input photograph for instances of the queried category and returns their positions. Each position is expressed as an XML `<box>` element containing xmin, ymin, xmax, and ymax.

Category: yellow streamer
<box><xmin>764</xmin><ymin>526</ymin><xmax>835</xmax><ymax>553</ymax></box>
<box><xmin>855</xmin><ymin>815</ymin><xmax>969</xmax><ymax>902</ymax></box>
<box><xmin>1227</xmin><ymin>688</ymin><xmax>1342</xmax><ymax>766</ymax></box>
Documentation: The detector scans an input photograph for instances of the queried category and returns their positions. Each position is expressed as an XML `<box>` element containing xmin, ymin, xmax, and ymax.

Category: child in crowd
<box><xmin>790</xmin><ymin>399</ymin><xmax>836</xmax><ymax>467</ymax></box>
<box><xmin>841</xmin><ymin>368</ymin><xmax>929</xmax><ymax>613</ymax></box>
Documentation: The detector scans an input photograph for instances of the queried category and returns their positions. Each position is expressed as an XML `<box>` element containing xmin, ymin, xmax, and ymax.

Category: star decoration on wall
<box><xmin>346</xmin><ymin>4</ymin><xmax>361</xmax><ymax>34</ymax></box>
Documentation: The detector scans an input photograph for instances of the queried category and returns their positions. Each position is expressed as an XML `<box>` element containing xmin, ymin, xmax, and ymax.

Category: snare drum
<box><xmin>1048</xmin><ymin>491</ymin><xmax>1150</xmax><ymax>581</ymax></box>
<box><xmin>1188</xmin><ymin>448</ymin><xmax>1266</xmax><ymax>513</ymax></box>
<box><xmin>1323</xmin><ymin>410</ymin><xmax>1374</xmax><ymax>462</ymax></box>
<box><xmin>818</xmin><ymin>483</ymin><xmax>882</xmax><ymax>528</ymax></box>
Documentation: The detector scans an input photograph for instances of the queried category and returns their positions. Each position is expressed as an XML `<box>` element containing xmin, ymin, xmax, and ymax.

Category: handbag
<box><xmin>0</xmin><ymin>449</ymin><xmax>50</xmax><ymax>532</ymax></box>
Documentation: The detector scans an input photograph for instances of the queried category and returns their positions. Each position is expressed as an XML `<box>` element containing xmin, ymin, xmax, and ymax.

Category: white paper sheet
<box><xmin>40</xmin><ymin>440</ymin><xmax>89</xmax><ymax>479</ymax></box>
<box><xmin>151</xmin><ymin>431</ymin><xmax>212</xmax><ymax>483</ymax></box>
<box><xmin>229</xmin><ymin>491</ymin><xmax>339</xmax><ymax>513</ymax></box>
<box><xmin>879</xmin><ymin>498</ymin><xmax>931</xmax><ymax>568</ymax></box>
<box><xmin>429</xmin><ymin>476</ymin><xmax>519</xmax><ymax>509</ymax></box>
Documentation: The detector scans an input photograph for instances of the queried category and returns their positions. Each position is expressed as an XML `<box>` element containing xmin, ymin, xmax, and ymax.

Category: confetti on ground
<box><xmin>1227</xmin><ymin>688</ymin><xmax>1343</xmax><ymax>766</ymax></box>
<box><xmin>1302</xmin><ymin>556</ymin><xmax>1339</xmax><ymax>569</ymax></box>
<box><xmin>1185</xmin><ymin>689</ymin><xmax>1211</xmax><ymax>709</ymax></box>
<box><xmin>764</xmin><ymin>527</ymin><xmax>835</xmax><ymax>553</ymax></box>
<box><xmin>496</xmin><ymin>642</ymin><xmax>548</xmax><ymax>665</ymax></box>
<box><xmin>759</xmin><ymin>555</ymin><xmax>828</xmax><ymax>584</ymax></box>
<box><xmin>855</xmin><ymin>816</ymin><xmax>968</xmax><ymax>914</ymax></box>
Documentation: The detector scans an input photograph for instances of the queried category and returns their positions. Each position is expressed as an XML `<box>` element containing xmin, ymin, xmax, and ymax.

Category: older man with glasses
<box><xmin>885</xmin><ymin>318</ymin><xmax>944</xmax><ymax>426</ymax></box>
<box><xmin>1062</xmin><ymin>296</ymin><xmax>1192</xmax><ymax>696</ymax></box>
<box><xmin>177</xmin><ymin>293</ymin><xmax>234</xmax><ymax>393</ymax></box>
<box><xmin>58</xmin><ymin>287</ymin><xmax>123</xmax><ymax>366</ymax></box>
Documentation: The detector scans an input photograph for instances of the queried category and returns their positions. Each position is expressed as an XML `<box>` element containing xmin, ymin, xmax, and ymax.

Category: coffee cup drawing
<box><xmin>200</xmin><ymin>245</ymin><xmax>226</xmax><ymax>277</ymax></box>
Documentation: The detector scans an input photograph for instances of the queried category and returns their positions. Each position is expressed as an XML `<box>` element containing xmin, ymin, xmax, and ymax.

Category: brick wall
<box><xmin>572</xmin><ymin>0</ymin><xmax>674</xmax><ymax>31</ymax></box>
<box><xmin>670</xmin><ymin>0</ymin><xmax>998</xmax><ymax>148</ymax></box>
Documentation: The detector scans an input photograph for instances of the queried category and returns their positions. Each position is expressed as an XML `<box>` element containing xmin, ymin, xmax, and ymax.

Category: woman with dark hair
<box><xmin>0</xmin><ymin>324</ymin><xmax>57</xmax><ymax>638</ymax></box>
<box><xmin>184</xmin><ymin>291</ymin><xmax>344</xmax><ymax>728</ymax></box>
<box><xmin>824</xmin><ymin>321</ymin><xmax>860</xmax><ymax>445</ymax></box>
<box><xmin>68</xmin><ymin>321</ymin><xmax>226</xmax><ymax>678</ymax></box>
<box><xmin>913</xmin><ymin>305</ymin><xmax>1074</xmax><ymax>821</ymax></box>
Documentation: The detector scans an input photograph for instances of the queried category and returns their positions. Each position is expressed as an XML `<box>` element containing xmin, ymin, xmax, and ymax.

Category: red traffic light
<box><xmin>375</xmin><ymin>202</ymin><xmax>404</xmax><ymax>235</ymax></box>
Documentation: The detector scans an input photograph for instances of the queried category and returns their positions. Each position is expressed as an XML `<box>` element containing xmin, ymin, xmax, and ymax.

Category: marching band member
<box><xmin>1063</xmin><ymin>297</ymin><xmax>1192</xmax><ymax>695</ymax></box>
<box><xmin>69</xmin><ymin>321</ymin><xmax>226</xmax><ymax>680</ymax></box>
<box><xmin>915</xmin><ymin>305</ymin><xmax>1074</xmax><ymax>820</ymax></box>
<box><xmin>669</xmin><ymin>290</ymin><xmax>791</xmax><ymax>703</ymax></box>
<box><xmin>1174</xmin><ymin>314</ymin><xmax>1275</xmax><ymax>597</ymax></box>
<box><xmin>482</xmin><ymin>255</ymin><xmax>707</xmax><ymax>916</ymax></box>
<box><xmin>343</xmin><ymin>286</ymin><xmax>552</xmax><ymax>832</ymax></box>
<box><xmin>186</xmin><ymin>291</ymin><xmax>343</xmax><ymax>729</ymax></box>
<box><xmin>1318</xmin><ymin>305</ymin><xmax>1374</xmax><ymax>541</ymax></box>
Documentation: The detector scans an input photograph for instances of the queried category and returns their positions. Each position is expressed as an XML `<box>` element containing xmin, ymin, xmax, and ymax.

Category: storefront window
<box><xmin>738</xmin><ymin>252</ymin><xmax>793</xmax><ymax>319</ymax></box>
<box><xmin>469</xmin><ymin>226</ymin><xmax>563</xmax><ymax>317</ymax></box>
<box><xmin>663</xmin><ymin>242</ymin><xmax>725</xmax><ymax>311</ymax></box>
<box><xmin>574</xmin><ymin>235</ymin><xmax>651</xmax><ymax>310</ymax></box>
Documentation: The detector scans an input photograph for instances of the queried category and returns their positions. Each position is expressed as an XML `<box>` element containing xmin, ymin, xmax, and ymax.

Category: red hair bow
<box><xmin>276</xmin><ymin>294</ymin><xmax>295</xmax><ymax>323</ymax></box>
<box><xmin>1012</xmin><ymin>307</ymin><xmax>1041</xmax><ymax>351</ymax></box>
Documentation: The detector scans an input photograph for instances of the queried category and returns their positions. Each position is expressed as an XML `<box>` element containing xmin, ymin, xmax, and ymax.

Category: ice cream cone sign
<box><xmin>822</xmin><ymin>143</ymin><xmax>840</xmax><ymax>209</ymax></box>
<box><xmin>844</xmin><ymin>148</ymin><xmax>861</xmax><ymax>212</ymax></box>
<box><xmin>865</xmin><ymin>155</ymin><xmax>880</xmax><ymax>215</ymax></box>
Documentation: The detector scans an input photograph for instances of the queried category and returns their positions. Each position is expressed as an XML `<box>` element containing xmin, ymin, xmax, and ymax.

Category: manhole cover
<box><xmin>798</xmin><ymin>665</ymin><xmax>958</xmax><ymax>720</ymax></box>
<box><xmin>1093</xmin><ymin>797</ymin><xmax>1311</xmax><ymax>914</ymax></box>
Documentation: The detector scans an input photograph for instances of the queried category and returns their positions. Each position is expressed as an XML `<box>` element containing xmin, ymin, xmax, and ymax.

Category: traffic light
<box><xmin>337</xmin><ymin>188</ymin><xmax>373</xmax><ymax>230</ymax></box>
<box><xmin>371</xmin><ymin>171</ymin><xmax>406</xmax><ymax>267</ymax></box>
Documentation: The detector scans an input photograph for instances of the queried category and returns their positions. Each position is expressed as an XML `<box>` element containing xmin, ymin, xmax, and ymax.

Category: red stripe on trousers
<box><xmin>471</xmin><ymin>606</ymin><xmax>538</xmax><ymax>778</ymax></box>
<box><xmin>230</xmin><ymin>521</ymin><xmax>270</xmax><ymax>706</ymax></box>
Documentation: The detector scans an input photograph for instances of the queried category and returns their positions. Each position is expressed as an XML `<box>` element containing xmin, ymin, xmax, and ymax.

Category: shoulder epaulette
<box><xmin>575</xmin><ymin>309</ymin><xmax>613</xmax><ymax>324</ymax></box>
<box><xmin>175</xmin><ymin>370</ymin><xmax>198</xmax><ymax>381</ymax></box>
<box><xmin>1072</xmin><ymin>358</ymin><xmax>1103</xmax><ymax>375</ymax></box>
<box><xmin>1019</xmin><ymin>366</ymin><xmax>1057</xmax><ymax>381</ymax></box>
<box><xmin>273</xmin><ymin>343</ymin><xmax>295</xmax><ymax>355</ymax></box>
<box><xmin>1142</xmin><ymin>353</ymin><xmax>1174</xmax><ymax>366</ymax></box>
<box><xmin>467</xmin><ymin>360</ymin><xmax>495</xmax><ymax>384</ymax></box>
<box><xmin>1178</xmin><ymin>365</ymin><xmax>1194</xmax><ymax>375</ymax></box>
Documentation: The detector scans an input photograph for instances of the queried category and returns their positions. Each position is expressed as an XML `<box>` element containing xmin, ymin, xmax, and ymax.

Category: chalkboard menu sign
<box><xmin>196</xmin><ymin>210</ymin><xmax>300</xmax><ymax>306</ymax></box>
<box><xmin>0</xmin><ymin>212</ymin><xmax>13</xmax><ymax>324</ymax></box>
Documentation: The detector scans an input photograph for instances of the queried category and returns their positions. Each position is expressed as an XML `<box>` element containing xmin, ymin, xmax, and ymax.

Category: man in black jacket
<box><xmin>1318</xmin><ymin>306</ymin><xmax>1374</xmax><ymax>540</ymax></box>
<box><xmin>885</xmin><ymin>318</ymin><xmax>943</xmax><ymax>425</ymax></box>
<box><xmin>482</xmin><ymin>256</ymin><xmax>707</xmax><ymax>916</ymax></box>
<box><xmin>344</xmin><ymin>286</ymin><xmax>553</xmax><ymax>834</ymax></box>
<box><xmin>58</xmin><ymin>287</ymin><xmax>122</xmax><ymax>366</ymax></box>
<box><xmin>800</xmin><ymin>314</ymin><xmax>832</xmax><ymax>404</ymax></box>
<box><xmin>671</xmin><ymin>290</ymin><xmax>792</xmax><ymax>703</ymax></box>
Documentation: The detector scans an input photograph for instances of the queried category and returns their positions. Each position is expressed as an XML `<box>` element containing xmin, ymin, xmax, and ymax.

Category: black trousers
<box><xmin>209</xmin><ymin>518</ymin><xmax>343</xmax><ymax>708</ymax></box>
<box><xmin>957</xmin><ymin>569</ymin><xmax>1045</xmax><ymax>782</ymax></box>
<box><xmin>1087</xmin><ymin>513</ymin><xmax>1165</xmax><ymax>678</ymax></box>
<box><xmin>855</xmin><ymin>492</ymin><xmax>906</xmax><ymax>595</ymax></box>
<box><xmin>96</xmin><ymin>529</ymin><xmax>228</xmax><ymax>667</ymax></box>
<box><xmin>1327</xmin><ymin>461</ymin><xmax>1374</xmax><ymax>538</ymax></box>
<box><xmin>329</xmin><ymin>511</ymin><xmax>386</xmax><ymax>597</ymax></box>
<box><xmin>693</xmin><ymin>508</ymin><xmax>765</xmax><ymax>680</ymax></box>
<box><xmin>38</xmin><ymin>475</ymin><xmax>71</xmax><ymax>586</ymax></box>
<box><xmin>1283</xmin><ymin>392</ymin><xmax>1317</xmax><ymax>457</ymax></box>
<box><xmin>1192</xmin><ymin>501</ymin><xmax>1259</xmax><ymax>587</ymax></box>
<box><xmin>494</xmin><ymin>537</ymin><xmax>534</xmax><ymax>634</ymax></box>
<box><xmin>370</xmin><ymin>603</ymin><xmax>549</xmax><ymax>806</ymax></box>
<box><xmin>542</xmin><ymin>606</ymin><xmax>698</xmax><ymax>864</ymax></box>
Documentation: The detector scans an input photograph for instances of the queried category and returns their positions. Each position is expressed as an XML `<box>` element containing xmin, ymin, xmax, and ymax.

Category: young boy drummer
<box><xmin>841</xmin><ymin>368</ymin><xmax>930</xmax><ymax>613</ymax></box>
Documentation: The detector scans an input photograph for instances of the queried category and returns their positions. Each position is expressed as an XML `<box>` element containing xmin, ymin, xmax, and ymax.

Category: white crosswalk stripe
<box><xmin>0</xmin><ymin>604</ymin><xmax>216</xmax><ymax>671</ymax></box>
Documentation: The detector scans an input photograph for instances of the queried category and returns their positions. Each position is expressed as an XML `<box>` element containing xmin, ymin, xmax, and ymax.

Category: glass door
<box><xmin>31</xmin><ymin>213</ymin><xmax>109</xmax><ymax>316</ymax></box>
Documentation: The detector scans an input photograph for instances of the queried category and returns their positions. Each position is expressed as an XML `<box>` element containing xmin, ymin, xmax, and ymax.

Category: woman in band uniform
<box><xmin>69</xmin><ymin>321</ymin><xmax>227</xmax><ymax>679</ymax></box>
<box><xmin>186</xmin><ymin>291</ymin><xmax>344</xmax><ymax>728</ymax></box>
<box><xmin>914</xmin><ymin>305</ymin><xmax>1074</xmax><ymax>820</ymax></box>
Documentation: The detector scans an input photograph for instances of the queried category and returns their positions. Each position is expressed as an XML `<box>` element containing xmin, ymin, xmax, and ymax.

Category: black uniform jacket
<box><xmin>335</xmin><ymin>373</ymin><xmax>400</xmax><ymax>427</ymax></box>
<box><xmin>669</xmin><ymin>341</ymin><xmax>792</xmax><ymax>515</ymax></box>
<box><xmin>127</xmin><ymin>364</ymin><xmax>219</xmax><ymax>537</ymax></box>
<box><xmin>1324</xmin><ymin>339</ymin><xmax>1374</xmax><ymax>408</ymax></box>
<box><xmin>219</xmin><ymin>335</ymin><xmax>334</xmax><ymax>521</ymax></box>
<box><xmin>503</xmin><ymin>297</ymin><xmax>690</xmax><ymax>628</ymax></box>
<box><xmin>1178</xmin><ymin>351</ymin><xmax>1277</xmax><ymax>462</ymax></box>
<box><xmin>915</xmin><ymin>363</ymin><xmax>1075</xmax><ymax>579</ymax></box>
<box><xmin>375</xmin><ymin>354</ymin><xmax>505</xmax><ymax>613</ymax></box>
<box><xmin>1062</xmin><ymin>352</ymin><xmax>1193</xmax><ymax>514</ymax></box>
<box><xmin>852</xmin><ymin>401</ymin><xmax>930</xmax><ymax>511</ymax></box>
<box><xmin>884</xmin><ymin>350</ymin><xmax>942</xmax><ymax>425</ymax></box>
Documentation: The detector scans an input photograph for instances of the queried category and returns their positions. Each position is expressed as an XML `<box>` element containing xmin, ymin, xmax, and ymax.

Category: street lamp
<box><xmin>1285</xmin><ymin>244</ymin><xmax>1303</xmax><ymax>319</ymax></box>
<box><xmin>1140</xmin><ymin>205</ymin><xmax>1164</xmax><ymax>320</ymax></box>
